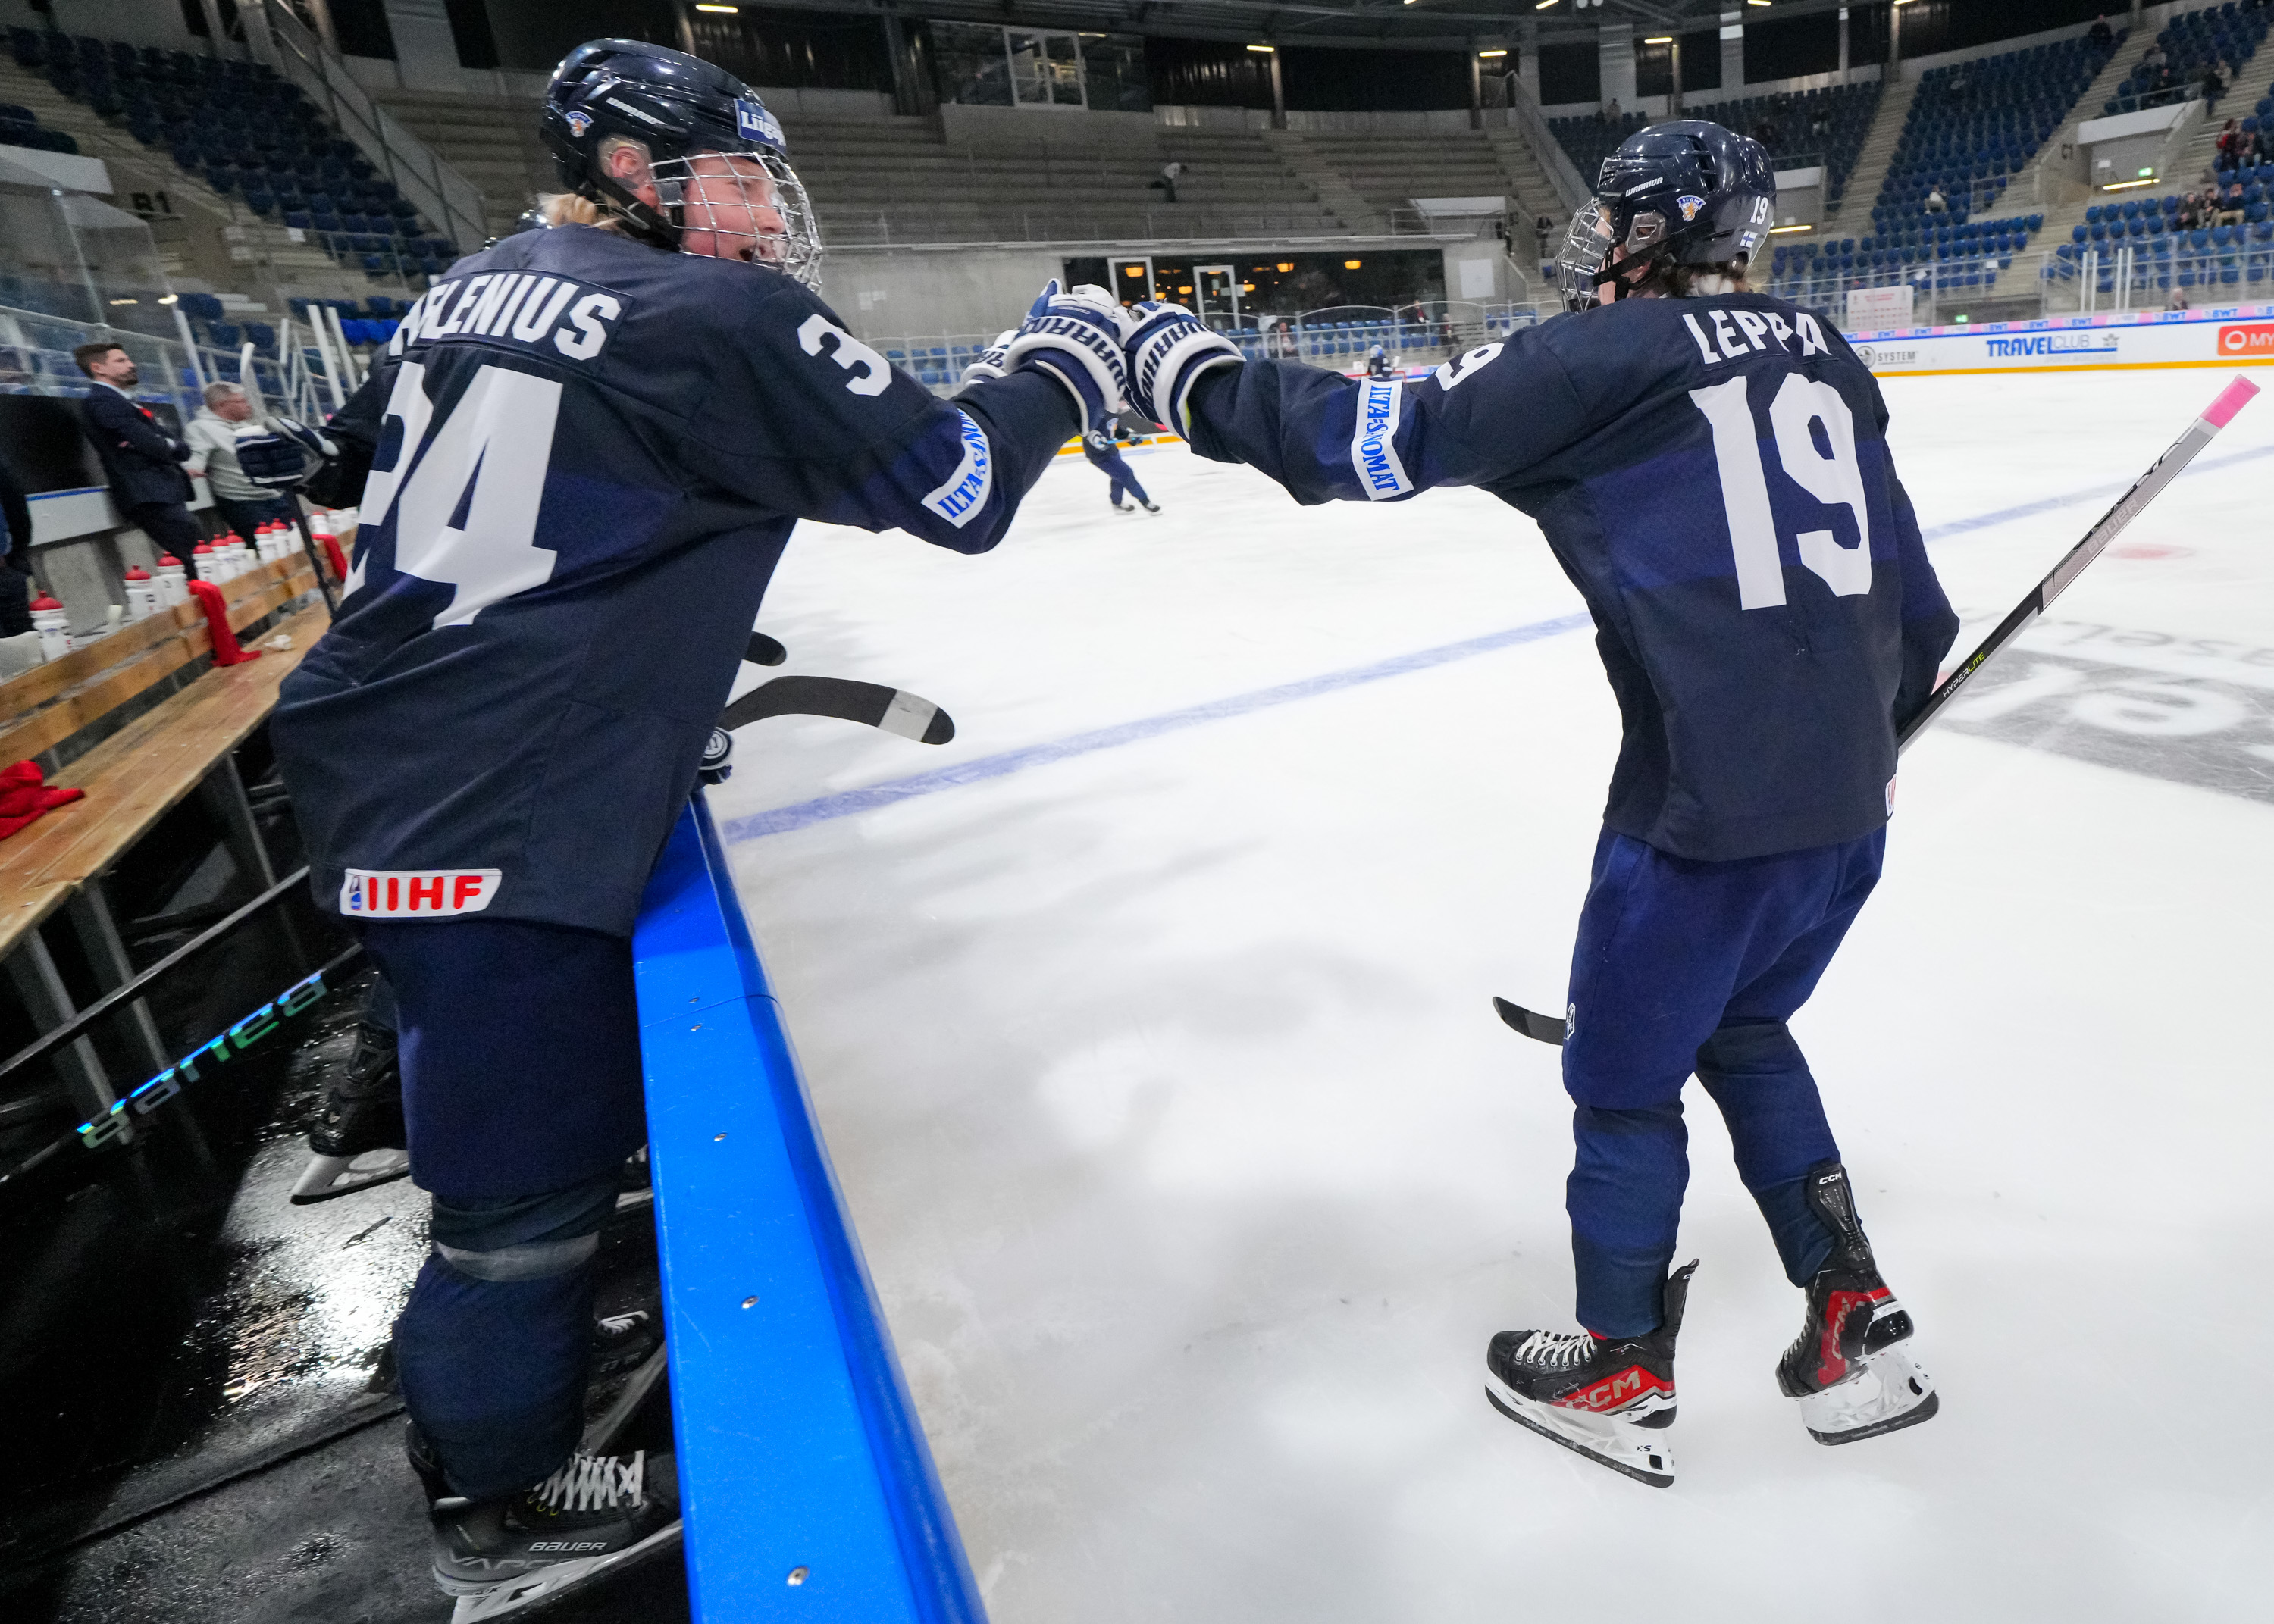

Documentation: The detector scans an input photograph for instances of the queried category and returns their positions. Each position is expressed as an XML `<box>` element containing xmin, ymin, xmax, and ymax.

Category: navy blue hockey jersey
<box><xmin>272</xmin><ymin>224</ymin><xmax>1074</xmax><ymax>934</ymax></box>
<box><xmin>1185</xmin><ymin>293</ymin><xmax>1960</xmax><ymax>861</ymax></box>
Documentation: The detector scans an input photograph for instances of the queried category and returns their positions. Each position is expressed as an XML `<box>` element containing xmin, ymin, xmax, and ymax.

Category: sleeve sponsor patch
<box><xmin>1349</xmin><ymin>377</ymin><xmax>1413</xmax><ymax>499</ymax></box>
<box><xmin>921</xmin><ymin>411</ymin><xmax>994</xmax><ymax>528</ymax></box>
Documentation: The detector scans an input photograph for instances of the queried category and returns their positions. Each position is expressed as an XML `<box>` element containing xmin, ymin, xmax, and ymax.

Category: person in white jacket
<box><xmin>183</xmin><ymin>382</ymin><xmax>295</xmax><ymax>546</ymax></box>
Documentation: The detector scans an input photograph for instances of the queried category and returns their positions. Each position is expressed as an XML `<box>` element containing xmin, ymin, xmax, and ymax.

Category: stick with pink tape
<box><xmin>2201</xmin><ymin>375</ymin><xmax>2262</xmax><ymax>429</ymax></box>
<box><xmin>1900</xmin><ymin>374</ymin><xmax>2260</xmax><ymax>753</ymax></box>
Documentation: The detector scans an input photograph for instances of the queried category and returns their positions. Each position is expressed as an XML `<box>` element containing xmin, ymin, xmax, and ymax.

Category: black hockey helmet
<box><xmin>541</xmin><ymin>38</ymin><xmax>821</xmax><ymax>286</ymax></box>
<box><xmin>1555</xmin><ymin>120</ymin><xmax>1774</xmax><ymax>311</ymax></box>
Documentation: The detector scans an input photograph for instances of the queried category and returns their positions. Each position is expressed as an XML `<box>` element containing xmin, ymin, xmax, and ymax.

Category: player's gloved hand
<box><xmin>957</xmin><ymin>329</ymin><xmax>1015</xmax><ymax>391</ymax></box>
<box><xmin>1124</xmin><ymin>300</ymin><xmax>1244</xmax><ymax>439</ymax></box>
<box><xmin>1003</xmin><ymin>280</ymin><xmax>1133</xmax><ymax>428</ymax></box>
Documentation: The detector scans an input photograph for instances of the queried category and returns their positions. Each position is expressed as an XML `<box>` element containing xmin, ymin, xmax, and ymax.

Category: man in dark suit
<box><xmin>0</xmin><ymin>449</ymin><xmax>36</xmax><ymax>636</ymax></box>
<box><xmin>74</xmin><ymin>341</ymin><xmax>205</xmax><ymax>580</ymax></box>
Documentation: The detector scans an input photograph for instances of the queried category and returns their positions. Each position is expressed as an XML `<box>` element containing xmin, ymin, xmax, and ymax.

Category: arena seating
<box><xmin>1872</xmin><ymin>31</ymin><xmax>2121</xmax><ymax>236</ymax></box>
<box><xmin>5</xmin><ymin>28</ymin><xmax>458</xmax><ymax>281</ymax></box>
<box><xmin>1549</xmin><ymin>83</ymin><xmax>1879</xmax><ymax>205</ymax></box>
<box><xmin>0</xmin><ymin>93</ymin><xmax>75</xmax><ymax>153</ymax></box>
<box><xmin>2051</xmin><ymin>183</ymin><xmax>2274</xmax><ymax>291</ymax></box>
<box><xmin>2104</xmin><ymin>1</ymin><xmax>2269</xmax><ymax>112</ymax></box>
<box><xmin>1768</xmin><ymin>210</ymin><xmax>2046</xmax><ymax>302</ymax></box>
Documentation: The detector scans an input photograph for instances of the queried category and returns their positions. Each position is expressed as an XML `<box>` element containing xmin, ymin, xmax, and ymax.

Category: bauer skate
<box><xmin>290</xmin><ymin>1015</ymin><xmax>412</xmax><ymax>1203</ymax></box>
<box><xmin>1776</xmin><ymin>1162</ymin><xmax>1938</xmax><ymax>1445</ymax></box>
<box><xmin>1484</xmin><ymin>1260</ymin><xmax>1696</xmax><ymax>1488</ymax></box>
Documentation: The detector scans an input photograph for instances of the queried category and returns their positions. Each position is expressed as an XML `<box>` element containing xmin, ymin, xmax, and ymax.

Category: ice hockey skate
<box><xmin>1484</xmin><ymin>1261</ymin><xmax>1696</xmax><ymax>1488</ymax></box>
<box><xmin>288</xmin><ymin>1013</ymin><xmax>411</xmax><ymax>1203</ymax></box>
<box><xmin>1776</xmin><ymin>1163</ymin><xmax>1938</xmax><ymax>1445</ymax></box>
<box><xmin>419</xmin><ymin>1331</ymin><xmax>679</xmax><ymax>1621</ymax></box>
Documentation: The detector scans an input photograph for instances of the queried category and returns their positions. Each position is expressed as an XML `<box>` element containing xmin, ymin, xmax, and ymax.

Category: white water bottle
<box><xmin>30</xmin><ymin>593</ymin><xmax>70</xmax><ymax>662</ymax></box>
<box><xmin>123</xmin><ymin>566</ymin><xmax>160</xmax><ymax>622</ymax></box>
<box><xmin>155</xmin><ymin>554</ymin><xmax>188</xmax><ymax>606</ymax></box>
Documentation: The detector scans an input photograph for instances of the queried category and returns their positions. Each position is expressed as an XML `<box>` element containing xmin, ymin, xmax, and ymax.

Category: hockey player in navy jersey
<box><xmin>269</xmin><ymin>40</ymin><xmax>1143</xmax><ymax>1594</ymax></box>
<box><xmin>1110</xmin><ymin>120</ymin><xmax>1958</xmax><ymax>1485</ymax></box>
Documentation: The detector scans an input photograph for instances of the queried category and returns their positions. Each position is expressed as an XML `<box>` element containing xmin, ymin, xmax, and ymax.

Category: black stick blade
<box><xmin>1493</xmin><ymin>997</ymin><xmax>1566</xmax><ymax>1047</ymax></box>
<box><xmin>745</xmin><ymin>632</ymin><xmax>788</xmax><ymax>667</ymax></box>
<box><xmin>718</xmin><ymin>674</ymin><xmax>955</xmax><ymax>745</ymax></box>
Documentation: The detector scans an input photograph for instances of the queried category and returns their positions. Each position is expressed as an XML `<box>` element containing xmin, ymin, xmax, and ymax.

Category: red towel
<box><xmin>321</xmin><ymin>534</ymin><xmax>349</xmax><ymax>583</ymax></box>
<box><xmin>188</xmin><ymin>579</ymin><xmax>261</xmax><ymax>667</ymax></box>
<box><xmin>0</xmin><ymin>759</ymin><xmax>83</xmax><ymax>840</ymax></box>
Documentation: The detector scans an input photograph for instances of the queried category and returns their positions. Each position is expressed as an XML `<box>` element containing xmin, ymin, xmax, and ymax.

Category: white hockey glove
<box><xmin>1002</xmin><ymin>280</ymin><xmax>1134</xmax><ymax>428</ymax></box>
<box><xmin>956</xmin><ymin>329</ymin><xmax>1014</xmax><ymax>391</ymax></box>
<box><xmin>1125</xmin><ymin>301</ymin><xmax>1243</xmax><ymax>439</ymax></box>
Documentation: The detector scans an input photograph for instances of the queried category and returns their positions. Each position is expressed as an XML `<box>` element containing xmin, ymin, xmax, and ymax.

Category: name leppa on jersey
<box><xmin>390</xmin><ymin>273</ymin><xmax>630</xmax><ymax>364</ymax></box>
<box><xmin>1683</xmin><ymin>304</ymin><xmax>1834</xmax><ymax>367</ymax></box>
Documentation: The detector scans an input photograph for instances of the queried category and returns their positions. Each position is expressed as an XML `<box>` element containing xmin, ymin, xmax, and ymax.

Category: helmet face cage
<box><xmin>1556</xmin><ymin>199</ymin><xmax>1681</xmax><ymax>311</ymax></box>
<box><xmin>647</xmin><ymin>148</ymin><xmax>824</xmax><ymax>289</ymax></box>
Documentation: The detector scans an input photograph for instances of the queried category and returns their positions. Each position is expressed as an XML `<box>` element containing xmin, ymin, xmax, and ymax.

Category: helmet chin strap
<box><xmin>584</xmin><ymin>169</ymin><xmax>681</xmax><ymax>251</ymax></box>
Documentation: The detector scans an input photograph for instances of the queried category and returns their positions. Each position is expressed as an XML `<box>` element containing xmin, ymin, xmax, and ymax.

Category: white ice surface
<box><xmin>705</xmin><ymin>369</ymin><xmax>2274</xmax><ymax>1623</ymax></box>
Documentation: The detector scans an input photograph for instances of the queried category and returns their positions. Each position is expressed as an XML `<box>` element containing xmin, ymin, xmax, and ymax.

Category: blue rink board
<box><xmin>631</xmin><ymin>795</ymin><xmax>988</xmax><ymax>1624</ymax></box>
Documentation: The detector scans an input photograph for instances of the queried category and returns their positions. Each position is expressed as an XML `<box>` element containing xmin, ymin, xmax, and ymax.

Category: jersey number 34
<box><xmin>1688</xmin><ymin>372</ymin><xmax>1872</xmax><ymax>610</ymax></box>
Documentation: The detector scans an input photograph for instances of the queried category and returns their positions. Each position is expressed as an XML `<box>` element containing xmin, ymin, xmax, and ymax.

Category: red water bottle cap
<box><xmin>125</xmin><ymin>566</ymin><xmax>151</xmax><ymax>580</ymax></box>
<box><xmin>30</xmin><ymin>593</ymin><xmax>61</xmax><ymax>611</ymax></box>
<box><xmin>193</xmin><ymin>542</ymin><xmax>213</xmax><ymax>553</ymax></box>
<box><xmin>158</xmin><ymin>554</ymin><xmax>181</xmax><ymax>567</ymax></box>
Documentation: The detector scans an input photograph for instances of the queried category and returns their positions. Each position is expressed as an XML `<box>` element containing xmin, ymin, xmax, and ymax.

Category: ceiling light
<box><xmin>158</xmin><ymin>293</ymin><xmax>178</xmax><ymax>304</ymax></box>
<box><xmin>1479</xmin><ymin>49</ymin><xmax>1508</xmax><ymax>58</ymax></box>
<box><xmin>1276</xmin><ymin>261</ymin><xmax>1294</xmax><ymax>271</ymax></box>
<box><xmin>1345</xmin><ymin>258</ymin><xmax>1362</xmax><ymax>269</ymax></box>
<box><xmin>1247</xmin><ymin>43</ymin><xmax>1275</xmax><ymax>52</ymax></box>
<box><xmin>1535</xmin><ymin>1</ymin><xmax>1559</xmax><ymax>10</ymax></box>
<box><xmin>108</xmin><ymin>297</ymin><xmax>137</xmax><ymax>305</ymax></box>
<box><xmin>1768</xmin><ymin>222</ymin><xmax>1815</xmax><ymax>233</ymax></box>
<box><xmin>693</xmin><ymin>4</ymin><xmax>738</xmax><ymax>12</ymax></box>
<box><xmin>1644</xmin><ymin>36</ymin><xmax>1673</xmax><ymax>44</ymax></box>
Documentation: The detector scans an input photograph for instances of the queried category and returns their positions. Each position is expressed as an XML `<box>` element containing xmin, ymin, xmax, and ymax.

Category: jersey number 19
<box><xmin>1689</xmin><ymin>372</ymin><xmax>1873</xmax><ymax>611</ymax></box>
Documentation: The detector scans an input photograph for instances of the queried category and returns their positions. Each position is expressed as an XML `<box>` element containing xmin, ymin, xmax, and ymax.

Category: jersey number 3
<box><xmin>1688</xmin><ymin>373</ymin><xmax>1872</xmax><ymax>611</ymax></box>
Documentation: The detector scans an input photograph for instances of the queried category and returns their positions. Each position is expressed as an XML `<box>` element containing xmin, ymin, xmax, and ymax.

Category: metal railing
<box><xmin>819</xmin><ymin>205</ymin><xmax>1461</xmax><ymax>248</ymax></box>
<box><xmin>0</xmin><ymin>298</ymin><xmax>348</xmax><ymax>424</ymax></box>
<box><xmin>1761</xmin><ymin>240</ymin><xmax>2274</xmax><ymax>324</ymax></box>
<box><xmin>243</xmin><ymin>0</ymin><xmax>489</xmax><ymax>254</ymax></box>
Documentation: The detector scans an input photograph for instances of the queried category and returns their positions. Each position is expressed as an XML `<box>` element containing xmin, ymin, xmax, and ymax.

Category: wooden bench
<box><xmin>0</xmin><ymin>551</ymin><xmax>333</xmax><ymax>1125</ymax></box>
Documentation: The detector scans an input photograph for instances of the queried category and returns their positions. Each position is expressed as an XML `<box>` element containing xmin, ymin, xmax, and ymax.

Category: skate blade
<box><xmin>440</xmin><ymin>1522</ymin><xmax>683</xmax><ymax>1619</ymax></box>
<box><xmin>1485</xmin><ymin>1373</ymin><xmax>1676</xmax><ymax>1488</ymax></box>
<box><xmin>289</xmin><ymin>1147</ymin><xmax>412</xmax><ymax>1204</ymax></box>
<box><xmin>1797</xmin><ymin>1342</ymin><xmax>1938</xmax><ymax>1445</ymax></box>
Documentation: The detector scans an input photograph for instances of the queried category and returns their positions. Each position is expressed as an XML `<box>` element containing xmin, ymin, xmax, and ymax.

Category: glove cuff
<box><xmin>1005</xmin><ymin>310</ymin><xmax>1128</xmax><ymax>416</ymax></box>
<box><xmin>1131</xmin><ymin>326</ymin><xmax>1242</xmax><ymax>437</ymax></box>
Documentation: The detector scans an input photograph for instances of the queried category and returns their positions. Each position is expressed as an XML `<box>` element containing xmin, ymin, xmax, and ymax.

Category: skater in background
<box><xmin>1107</xmin><ymin>117</ymin><xmax>1956</xmax><ymax>1485</ymax></box>
<box><xmin>274</xmin><ymin>39</ymin><xmax>1113</xmax><ymax>1600</ymax></box>
<box><xmin>1082</xmin><ymin>416</ymin><xmax>1160</xmax><ymax>513</ymax></box>
<box><xmin>1364</xmin><ymin>343</ymin><xmax>1395</xmax><ymax>379</ymax></box>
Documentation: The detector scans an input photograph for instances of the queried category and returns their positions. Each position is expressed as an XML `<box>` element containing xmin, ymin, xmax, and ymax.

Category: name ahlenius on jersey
<box><xmin>391</xmin><ymin>274</ymin><xmax>633</xmax><ymax>365</ymax></box>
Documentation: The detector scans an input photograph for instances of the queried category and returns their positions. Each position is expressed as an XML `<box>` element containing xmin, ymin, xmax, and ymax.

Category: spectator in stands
<box><xmin>73</xmin><ymin>342</ymin><xmax>204</xmax><ymax>581</ymax></box>
<box><xmin>2089</xmin><ymin>14</ymin><xmax>2114</xmax><ymax>52</ymax></box>
<box><xmin>1809</xmin><ymin>105</ymin><xmax>1831</xmax><ymax>143</ymax></box>
<box><xmin>2219</xmin><ymin>118</ymin><xmax>2244</xmax><ymax>167</ymax></box>
<box><xmin>1925</xmin><ymin>183</ymin><xmax>1948</xmax><ymax>214</ymax></box>
<box><xmin>2177</xmin><ymin>189</ymin><xmax>2207</xmax><ymax>230</ymax></box>
<box><xmin>2141</xmin><ymin>39</ymin><xmax>2166</xmax><ymax>77</ymax></box>
<box><xmin>185</xmin><ymin>382</ymin><xmax>296</xmax><ymax>546</ymax></box>
<box><xmin>1149</xmin><ymin>160</ymin><xmax>1185</xmax><ymax>204</ymax></box>
<box><xmin>0</xmin><ymin>449</ymin><xmax>35</xmax><ymax>637</ymax></box>
<box><xmin>2218</xmin><ymin>179</ymin><xmax>2247</xmax><ymax>224</ymax></box>
<box><xmin>2200</xmin><ymin>64</ymin><xmax>2227</xmax><ymax>114</ymax></box>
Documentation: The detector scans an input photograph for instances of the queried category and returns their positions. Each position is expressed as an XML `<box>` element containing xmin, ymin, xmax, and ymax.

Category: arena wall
<box><xmin>1853</xmin><ymin>304</ymin><xmax>2274</xmax><ymax>377</ymax></box>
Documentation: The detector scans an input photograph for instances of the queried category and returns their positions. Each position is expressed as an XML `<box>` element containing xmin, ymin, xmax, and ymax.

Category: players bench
<box><xmin>0</xmin><ymin>543</ymin><xmax>338</xmax><ymax>1137</ymax></box>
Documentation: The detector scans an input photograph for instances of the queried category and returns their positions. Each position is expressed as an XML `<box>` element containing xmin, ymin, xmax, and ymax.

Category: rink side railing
<box><xmin>631</xmin><ymin>795</ymin><xmax>985</xmax><ymax>1624</ymax></box>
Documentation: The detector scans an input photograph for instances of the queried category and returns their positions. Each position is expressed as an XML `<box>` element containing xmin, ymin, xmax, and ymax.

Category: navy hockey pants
<box><xmin>1085</xmin><ymin>446</ymin><xmax>1151</xmax><ymax>508</ymax></box>
<box><xmin>359</xmin><ymin>918</ymin><xmax>647</xmax><ymax>1502</ymax></box>
<box><xmin>1560</xmin><ymin>825</ymin><xmax>1885</xmax><ymax>1338</ymax></box>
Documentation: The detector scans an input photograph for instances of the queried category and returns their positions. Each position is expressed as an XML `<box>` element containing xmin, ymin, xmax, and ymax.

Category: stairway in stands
<box><xmin>374</xmin><ymin>89</ymin><xmax>550</xmax><ymax>243</ymax></box>
<box><xmin>1824</xmin><ymin>77</ymin><xmax>1917</xmax><ymax>233</ymax></box>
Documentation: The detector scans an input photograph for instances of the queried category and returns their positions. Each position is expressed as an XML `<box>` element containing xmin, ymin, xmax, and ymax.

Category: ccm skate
<box><xmin>1776</xmin><ymin>1162</ymin><xmax>1939</xmax><ymax>1444</ymax></box>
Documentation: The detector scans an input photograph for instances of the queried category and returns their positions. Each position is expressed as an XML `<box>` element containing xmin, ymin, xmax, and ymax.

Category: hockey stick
<box><xmin>746</xmin><ymin>631</ymin><xmax>787</xmax><ymax>667</ymax></box>
<box><xmin>719</xmin><ymin>673</ymin><xmax>956</xmax><ymax>745</ymax></box>
<box><xmin>1897</xmin><ymin>373</ymin><xmax>2260</xmax><ymax>752</ymax></box>
<box><xmin>1491</xmin><ymin>375</ymin><xmax>2264</xmax><ymax>1047</ymax></box>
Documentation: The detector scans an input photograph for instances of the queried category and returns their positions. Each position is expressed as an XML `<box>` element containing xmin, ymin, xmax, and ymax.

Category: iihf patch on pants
<box><xmin>340</xmin><ymin>868</ymin><xmax>502</xmax><ymax>918</ymax></box>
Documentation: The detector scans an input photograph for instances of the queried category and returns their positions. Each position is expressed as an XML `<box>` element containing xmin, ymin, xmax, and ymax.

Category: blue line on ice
<box><xmin>726</xmin><ymin>438</ymin><xmax>2273</xmax><ymax>843</ymax></box>
<box><xmin>1918</xmin><ymin>440</ymin><xmax>2274</xmax><ymax>543</ymax></box>
<box><xmin>723</xmin><ymin>611</ymin><xmax>1594</xmax><ymax>843</ymax></box>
